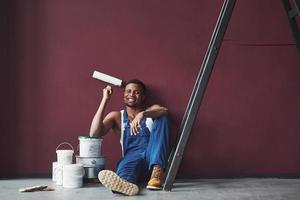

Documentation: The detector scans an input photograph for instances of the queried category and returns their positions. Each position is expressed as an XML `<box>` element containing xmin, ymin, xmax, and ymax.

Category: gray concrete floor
<box><xmin>1</xmin><ymin>178</ymin><xmax>300</xmax><ymax>200</ymax></box>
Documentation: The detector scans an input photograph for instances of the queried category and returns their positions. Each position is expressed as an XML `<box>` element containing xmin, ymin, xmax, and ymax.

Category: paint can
<box><xmin>55</xmin><ymin>163</ymin><xmax>63</xmax><ymax>185</ymax></box>
<box><xmin>83</xmin><ymin>165</ymin><xmax>105</xmax><ymax>179</ymax></box>
<box><xmin>75</xmin><ymin>155</ymin><xmax>106</xmax><ymax>167</ymax></box>
<box><xmin>56</xmin><ymin>142</ymin><xmax>74</xmax><ymax>164</ymax></box>
<box><xmin>52</xmin><ymin>162</ymin><xmax>58</xmax><ymax>182</ymax></box>
<box><xmin>78</xmin><ymin>136</ymin><xmax>102</xmax><ymax>157</ymax></box>
<box><xmin>75</xmin><ymin>155</ymin><xmax>106</xmax><ymax>180</ymax></box>
<box><xmin>62</xmin><ymin>164</ymin><xmax>84</xmax><ymax>188</ymax></box>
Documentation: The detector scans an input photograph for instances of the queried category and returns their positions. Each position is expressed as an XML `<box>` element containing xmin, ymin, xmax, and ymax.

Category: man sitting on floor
<box><xmin>89</xmin><ymin>79</ymin><xmax>170</xmax><ymax>195</ymax></box>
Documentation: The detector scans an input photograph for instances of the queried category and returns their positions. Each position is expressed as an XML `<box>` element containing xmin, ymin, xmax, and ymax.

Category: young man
<box><xmin>89</xmin><ymin>79</ymin><xmax>170</xmax><ymax>196</ymax></box>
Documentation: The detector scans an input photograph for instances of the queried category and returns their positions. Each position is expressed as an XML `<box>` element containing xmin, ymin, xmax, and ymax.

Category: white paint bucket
<box><xmin>55</xmin><ymin>163</ymin><xmax>63</xmax><ymax>185</ymax></box>
<box><xmin>83</xmin><ymin>165</ymin><xmax>105</xmax><ymax>179</ymax></box>
<box><xmin>75</xmin><ymin>155</ymin><xmax>106</xmax><ymax>167</ymax></box>
<box><xmin>56</xmin><ymin>142</ymin><xmax>74</xmax><ymax>164</ymax></box>
<box><xmin>52</xmin><ymin>162</ymin><xmax>58</xmax><ymax>182</ymax></box>
<box><xmin>78</xmin><ymin>136</ymin><xmax>103</xmax><ymax>157</ymax></box>
<box><xmin>62</xmin><ymin>164</ymin><xmax>84</xmax><ymax>188</ymax></box>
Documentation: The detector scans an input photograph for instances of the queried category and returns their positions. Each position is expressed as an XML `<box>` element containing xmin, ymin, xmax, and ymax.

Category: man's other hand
<box><xmin>130</xmin><ymin>111</ymin><xmax>144</xmax><ymax>135</ymax></box>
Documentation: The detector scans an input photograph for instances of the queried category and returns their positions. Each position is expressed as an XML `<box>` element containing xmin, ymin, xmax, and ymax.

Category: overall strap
<box><xmin>120</xmin><ymin>110</ymin><xmax>126</xmax><ymax>157</ymax></box>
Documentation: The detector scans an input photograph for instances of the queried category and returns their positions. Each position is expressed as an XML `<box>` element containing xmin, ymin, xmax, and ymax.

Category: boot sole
<box><xmin>98</xmin><ymin>170</ymin><xmax>139</xmax><ymax>196</ymax></box>
<box><xmin>146</xmin><ymin>185</ymin><xmax>163</xmax><ymax>190</ymax></box>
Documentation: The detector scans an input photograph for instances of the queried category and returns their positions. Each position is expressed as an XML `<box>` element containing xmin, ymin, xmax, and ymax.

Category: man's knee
<box><xmin>153</xmin><ymin>115</ymin><xmax>169</xmax><ymax>126</ymax></box>
<box><xmin>151</xmin><ymin>115</ymin><xmax>170</xmax><ymax>137</ymax></box>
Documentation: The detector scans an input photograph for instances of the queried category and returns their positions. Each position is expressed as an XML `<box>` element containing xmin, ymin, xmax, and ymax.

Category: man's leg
<box><xmin>116</xmin><ymin>153</ymin><xmax>145</xmax><ymax>184</ymax></box>
<box><xmin>98</xmin><ymin>170</ymin><xmax>139</xmax><ymax>196</ymax></box>
<box><xmin>98</xmin><ymin>153</ymin><xmax>144</xmax><ymax>196</ymax></box>
<box><xmin>145</xmin><ymin>116</ymin><xmax>171</xmax><ymax>189</ymax></box>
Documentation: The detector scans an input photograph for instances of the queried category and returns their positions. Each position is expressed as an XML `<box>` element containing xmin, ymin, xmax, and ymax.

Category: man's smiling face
<box><xmin>123</xmin><ymin>83</ymin><xmax>145</xmax><ymax>108</ymax></box>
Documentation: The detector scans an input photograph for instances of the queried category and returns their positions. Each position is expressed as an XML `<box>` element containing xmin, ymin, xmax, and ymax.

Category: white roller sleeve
<box><xmin>92</xmin><ymin>70</ymin><xmax>123</xmax><ymax>87</ymax></box>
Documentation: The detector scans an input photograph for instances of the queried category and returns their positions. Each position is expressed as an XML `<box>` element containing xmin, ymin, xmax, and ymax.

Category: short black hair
<box><xmin>124</xmin><ymin>79</ymin><xmax>147</xmax><ymax>94</ymax></box>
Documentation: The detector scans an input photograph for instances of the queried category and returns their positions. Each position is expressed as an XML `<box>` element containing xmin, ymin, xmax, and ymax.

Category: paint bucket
<box><xmin>75</xmin><ymin>155</ymin><xmax>106</xmax><ymax>167</ymax></box>
<box><xmin>62</xmin><ymin>164</ymin><xmax>84</xmax><ymax>188</ymax></box>
<box><xmin>52</xmin><ymin>162</ymin><xmax>58</xmax><ymax>182</ymax></box>
<box><xmin>83</xmin><ymin>165</ymin><xmax>105</xmax><ymax>179</ymax></box>
<box><xmin>75</xmin><ymin>155</ymin><xmax>106</xmax><ymax>179</ymax></box>
<box><xmin>56</xmin><ymin>142</ymin><xmax>74</xmax><ymax>164</ymax></box>
<box><xmin>55</xmin><ymin>163</ymin><xmax>63</xmax><ymax>185</ymax></box>
<box><xmin>78</xmin><ymin>136</ymin><xmax>103</xmax><ymax>157</ymax></box>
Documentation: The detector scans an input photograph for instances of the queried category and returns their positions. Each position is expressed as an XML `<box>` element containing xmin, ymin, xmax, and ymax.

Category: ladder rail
<box><xmin>282</xmin><ymin>0</ymin><xmax>300</xmax><ymax>53</ymax></box>
<box><xmin>163</xmin><ymin>0</ymin><xmax>237</xmax><ymax>191</ymax></box>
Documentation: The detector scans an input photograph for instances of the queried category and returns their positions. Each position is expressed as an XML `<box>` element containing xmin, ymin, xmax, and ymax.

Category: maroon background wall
<box><xmin>1</xmin><ymin>0</ymin><xmax>300</xmax><ymax>177</ymax></box>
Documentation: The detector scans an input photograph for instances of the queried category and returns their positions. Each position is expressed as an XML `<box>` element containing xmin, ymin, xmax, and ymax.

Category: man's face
<box><xmin>123</xmin><ymin>83</ymin><xmax>145</xmax><ymax>108</ymax></box>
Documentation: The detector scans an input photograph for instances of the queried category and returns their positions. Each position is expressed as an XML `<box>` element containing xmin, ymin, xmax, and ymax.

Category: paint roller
<box><xmin>92</xmin><ymin>70</ymin><xmax>125</xmax><ymax>87</ymax></box>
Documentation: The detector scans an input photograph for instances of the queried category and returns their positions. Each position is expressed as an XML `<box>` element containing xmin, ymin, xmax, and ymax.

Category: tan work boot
<box><xmin>98</xmin><ymin>170</ymin><xmax>139</xmax><ymax>196</ymax></box>
<box><xmin>146</xmin><ymin>165</ymin><xmax>164</xmax><ymax>190</ymax></box>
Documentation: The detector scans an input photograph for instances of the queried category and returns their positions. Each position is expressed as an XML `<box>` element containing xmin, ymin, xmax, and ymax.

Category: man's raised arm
<box><xmin>89</xmin><ymin>85</ymin><xmax>115</xmax><ymax>137</ymax></box>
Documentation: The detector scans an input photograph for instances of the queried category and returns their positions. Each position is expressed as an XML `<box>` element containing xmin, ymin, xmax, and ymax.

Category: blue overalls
<box><xmin>116</xmin><ymin>110</ymin><xmax>170</xmax><ymax>184</ymax></box>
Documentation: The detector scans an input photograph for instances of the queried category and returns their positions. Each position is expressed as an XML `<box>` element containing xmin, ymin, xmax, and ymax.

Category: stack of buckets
<box><xmin>52</xmin><ymin>137</ymin><xmax>105</xmax><ymax>188</ymax></box>
<box><xmin>76</xmin><ymin>136</ymin><xmax>105</xmax><ymax>182</ymax></box>
<box><xmin>52</xmin><ymin>142</ymin><xmax>85</xmax><ymax>188</ymax></box>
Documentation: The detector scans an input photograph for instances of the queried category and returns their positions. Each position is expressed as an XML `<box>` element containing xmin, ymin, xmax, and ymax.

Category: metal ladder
<box><xmin>282</xmin><ymin>0</ymin><xmax>300</xmax><ymax>53</ymax></box>
<box><xmin>163</xmin><ymin>0</ymin><xmax>237</xmax><ymax>191</ymax></box>
<box><xmin>163</xmin><ymin>0</ymin><xmax>300</xmax><ymax>191</ymax></box>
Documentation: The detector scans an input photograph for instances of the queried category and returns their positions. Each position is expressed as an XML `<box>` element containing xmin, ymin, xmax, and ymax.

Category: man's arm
<box><xmin>89</xmin><ymin>86</ymin><xmax>116</xmax><ymax>137</ymax></box>
<box><xmin>130</xmin><ymin>104</ymin><xmax>168</xmax><ymax>134</ymax></box>
<box><xmin>143</xmin><ymin>104</ymin><xmax>168</xmax><ymax>118</ymax></box>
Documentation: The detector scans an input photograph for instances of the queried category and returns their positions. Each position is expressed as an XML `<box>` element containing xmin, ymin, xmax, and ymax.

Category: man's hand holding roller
<box><xmin>103</xmin><ymin>85</ymin><xmax>113</xmax><ymax>102</ymax></box>
<box><xmin>89</xmin><ymin>85</ymin><xmax>116</xmax><ymax>137</ymax></box>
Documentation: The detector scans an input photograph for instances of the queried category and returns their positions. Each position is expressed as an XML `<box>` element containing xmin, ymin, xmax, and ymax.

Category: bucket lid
<box><xmin>78</xmin><ymin>136</ymin><xmax>102</xmax><ymax>140</ymax></box>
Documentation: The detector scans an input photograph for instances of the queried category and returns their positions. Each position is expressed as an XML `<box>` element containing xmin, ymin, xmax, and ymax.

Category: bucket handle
<box><xmin>56</xmin><ymin>142</ymin><xmax>74</xmax><ymax>151</ymax></box>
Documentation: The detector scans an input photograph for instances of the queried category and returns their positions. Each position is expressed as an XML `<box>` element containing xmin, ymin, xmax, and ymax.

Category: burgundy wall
<box><xmin>1</xmin><ymin>0</ymin><xmax>300</xmax><ymax>177</ymax></box>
